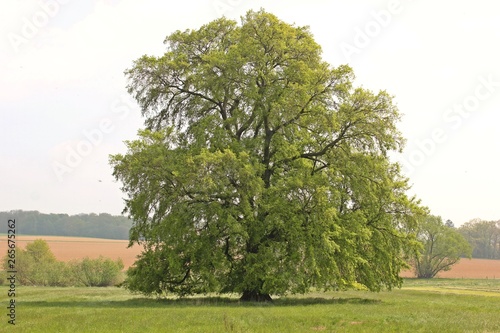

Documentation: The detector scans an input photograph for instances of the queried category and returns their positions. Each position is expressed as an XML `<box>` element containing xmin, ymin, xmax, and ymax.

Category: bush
<box><xmin>46</xmin><ymin>261</ymin><xmax>75</xmax><ymax>287</ymax></box>
<box><xmin>1</xmin><ymin>239</ymin><xmax>124</xmax><ymax>287</ymax></box>
<box><xmin>70</xmin><ymin>257</ymin><xmax>124</xmax><ymax>287</ymax></box>
<box><xmin>1</xmin><ymin>239</ymin><xmax>74</xmax><ymax>286</ymax></box>
<box><xmin>0</xmin><ymin>270</ymin><xmax>7</xmax><ymax>286</ymax></box>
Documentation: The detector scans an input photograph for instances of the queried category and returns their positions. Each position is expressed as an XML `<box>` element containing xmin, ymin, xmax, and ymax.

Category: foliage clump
<box><xmin>1</xmin><ymin>239</ymin><xmax>124</xmax><ymax>287</ymax></box>
<box><xmin>69</xmin><ymin>256</ymin><xmax>124</xmax><ymax>287</ymax></box>
<box><xmin>459</xmin><ymin>219</ymin><xmax>500</xmax><ymax>259</ymax></box>
<box><xmin>412</xmin><ymin>215</ymin><xmax>472</xmax><ymax>278</ymax></box>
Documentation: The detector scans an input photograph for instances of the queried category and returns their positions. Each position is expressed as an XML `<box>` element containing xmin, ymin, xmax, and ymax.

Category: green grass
<box><xmin>2</xmin><ymin>279</ymin><xmax>499</xmax><ymax>332</ymax></box>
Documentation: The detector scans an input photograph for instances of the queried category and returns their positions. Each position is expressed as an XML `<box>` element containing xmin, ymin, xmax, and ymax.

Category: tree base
<box><xmin>240</xmin><ymin>291</ymin><xmax>273</xmax><ymax>302</ymax></box>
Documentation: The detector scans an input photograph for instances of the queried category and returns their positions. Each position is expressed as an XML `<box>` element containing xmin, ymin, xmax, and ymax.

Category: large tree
<box><xmin>110</xmin><ymin>10</ymin><xmax>422</xmax><ymax>301</ymax></box>
<box><xmin>459</xmin><ymin>219</ymin><xmax>500</xmax><ymax>259</ymax></box>
<box><xmin>413</xmin><ymin>215</ymin><xmax>472</xmax><ymax>278</ymax></box>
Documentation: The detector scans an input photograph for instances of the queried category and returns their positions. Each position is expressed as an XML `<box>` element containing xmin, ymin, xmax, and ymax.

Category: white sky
<box><xmin>1</xmin><ymin>0</ymin><xmax>499</xmax><ymax>226</ymax></box>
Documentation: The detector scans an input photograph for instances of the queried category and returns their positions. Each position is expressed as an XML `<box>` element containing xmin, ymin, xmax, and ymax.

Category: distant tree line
<box><xmin>0</xmin><ymin>210</ymin><xmax>132</xmax><ymax>240</ymax></box>
<box><xmin>458</xmin><ymin>219</ymin><xmax>500</xmax><ymax>260</ymax></box>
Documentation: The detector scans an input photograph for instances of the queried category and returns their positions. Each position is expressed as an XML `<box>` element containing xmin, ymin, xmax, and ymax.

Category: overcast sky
<box><xmin>1</xmin><ymin>0</ymin><xmax>499</xmax><ymax>226</ymax></box>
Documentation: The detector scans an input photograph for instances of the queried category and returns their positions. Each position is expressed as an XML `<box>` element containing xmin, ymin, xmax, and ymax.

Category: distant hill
<box><xmin>0</xmin><ymin>210</ymin><xmax>132</xmax><ymax>240</ymax></box>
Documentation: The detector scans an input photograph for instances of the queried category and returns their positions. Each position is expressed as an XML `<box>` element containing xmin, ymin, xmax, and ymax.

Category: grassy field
<box><xmin>2</xmin><ymin>279</ymin><xmax>499</xmax><ymax>332</ymax></box>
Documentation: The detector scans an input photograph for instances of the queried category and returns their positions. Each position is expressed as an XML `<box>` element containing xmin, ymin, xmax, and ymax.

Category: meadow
<box><xmin>1</xmin><ymin>279</ymin><xmax>499</xmax><ymax>332</ymax></box>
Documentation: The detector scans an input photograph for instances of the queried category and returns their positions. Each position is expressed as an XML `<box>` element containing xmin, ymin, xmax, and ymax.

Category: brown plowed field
<box><xmin>400</xmin><ymin>258</ymin><xmax>500</xmax><ymax>279</ymax></box>
<box><xmin>3</xmin><ymin>236</ymin><xmax>500</xmax><ymax>278</ymax></box>
<box><xmin>2</xmin><ymin>235</ymin><xmax>143</xmax><ymax>269</ymax></box>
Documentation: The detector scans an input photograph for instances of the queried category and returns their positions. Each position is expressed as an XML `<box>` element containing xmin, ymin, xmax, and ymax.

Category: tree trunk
<box><xmin>240</xmin><ymin>290</ymin><xmax>273</xmax><ymax>302</ymax></box>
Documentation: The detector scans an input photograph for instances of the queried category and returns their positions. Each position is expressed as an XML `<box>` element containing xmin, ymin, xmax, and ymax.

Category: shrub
<box><xmin>1</xmin><ymin>239</ymin><xmax>72</xmax><ymax>286</ymax></box>
<box><xmin>70</xmin><ymin>257</ymin><xmax>124</xmax><ymax>287</ymax></box>
<box><xmin>1</xmin><ymin>240</ymin><xmax>124</xmax><ymax>287</ymax></box>
<box><xmin>0</xmin><ymin>270</ymin><xmax>7</xmax><ymax>286</ymax></box>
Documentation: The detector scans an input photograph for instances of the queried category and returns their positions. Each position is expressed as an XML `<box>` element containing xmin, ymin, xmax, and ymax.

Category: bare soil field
<box><xmin>2</xmin><ymin>235</ymin><xmax>143</xmax><ymax>268</ymax></box>
<box><xmin>3</xmin><ymin>235</ymin><xmax>500</xmax><ymax>278</ymax></box>
<box><xmin>401</xmin><ymin>258</ymin><xmax>500</xmax><ymax>279</ymax></box>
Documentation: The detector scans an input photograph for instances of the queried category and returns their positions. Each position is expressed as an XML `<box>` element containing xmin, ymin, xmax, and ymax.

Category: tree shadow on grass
<box><xmin>23</xmin><ymin>296</ymin><xmax>381</xmax><ymax>309</ymax></box>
